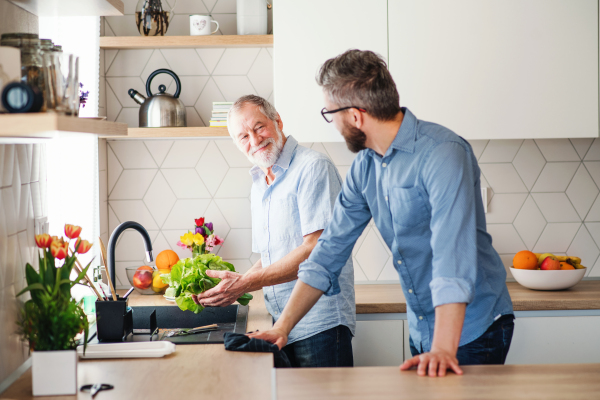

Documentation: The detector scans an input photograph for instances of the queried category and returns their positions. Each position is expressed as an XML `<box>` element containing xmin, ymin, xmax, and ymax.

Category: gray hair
<box><xmin>316</xmin><ymin>49</ymin><xmax>401</xmax><ymax>121</ymax></box>
<box><xmin>227</xmin><ymin>95</ymin><xmax>279</xmax><ymax>137</ymax></box>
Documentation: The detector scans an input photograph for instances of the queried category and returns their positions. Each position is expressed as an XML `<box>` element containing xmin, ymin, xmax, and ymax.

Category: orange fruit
<box><xmin>560</xmin><ymin>262</ymin><xmax>575</xmax><ymax>270</ymax></box>
<box><xmin>137</xmin><ymin>265</ymin><xmax>153</xmax><ymax>272</ymax></box>
<box><xmin>155</xmin><ymin>249</ymin><xmax>179</xmax><ymax>271</ymax></box>
<box><xmin>513</xmin><ymin>250</ymin><xmax>538</xmax><ymax>270</ymax></box>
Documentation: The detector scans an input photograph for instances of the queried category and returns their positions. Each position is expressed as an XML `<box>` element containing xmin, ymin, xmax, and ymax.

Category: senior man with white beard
<box><xmin>193</xmin><ymin>94</ymin><xmax>356</xmax><ymax>368</ymax></box>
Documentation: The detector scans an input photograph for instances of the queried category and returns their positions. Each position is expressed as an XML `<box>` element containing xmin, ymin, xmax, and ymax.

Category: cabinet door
<box><xmin>388</xmin><ymin>0</ymin><xmax>599</xmax><ymax>140</ymax></box>
<box><xmin>274</xmin><ymin>0</ymin><xmax>388</xmax><ymax>142</ymax></box>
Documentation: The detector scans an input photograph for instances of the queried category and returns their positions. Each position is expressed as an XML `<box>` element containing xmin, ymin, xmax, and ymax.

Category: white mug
<box><xmin>190</xmin><ymin>15</ymin><xmax>219</xmax><ymax>36</ymax></box>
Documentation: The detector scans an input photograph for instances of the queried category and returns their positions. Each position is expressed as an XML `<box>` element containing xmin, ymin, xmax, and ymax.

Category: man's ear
<box><xmin>351</xmin><ymin>108</ymin><xmax>364</xmax><ymax>129</ymax></box>
<box><xmin>276</xmin><ymin>112</ymin><xmax>284</xmax><ymax>132</ymax></box>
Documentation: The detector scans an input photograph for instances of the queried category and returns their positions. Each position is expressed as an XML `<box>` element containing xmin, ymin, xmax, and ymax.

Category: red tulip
<box><xmin>50</xmin><ymin>238</ymin><xmax>69</xmax><ymax>260</ymax></box>
<box><xmin>64</xmin><ymin>224</ymin><xmax>82</xmax><ymax>240</ymax></box>
<box><xmin>195</xmin><ymin>217</ymin><xmax>205</xmax><ymax>227</ymax></box>
<box><xmin>35</xmin><ymin>233</ymin><xmax>53</xmax><ymax>249</ymax></box>
<box><xmin>74</xmin><ymin>238</ymin><xmax>92</xmax><ymax>254</ymax></box>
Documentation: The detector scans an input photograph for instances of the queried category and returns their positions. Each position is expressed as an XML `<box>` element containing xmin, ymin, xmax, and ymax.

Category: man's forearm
<box><xmin>431</xmin><ymin>303</ymin><xmax>467</xmax><ymax>354</ymax></box>
<box><xmin>242</xmin><ymin>230</ymin><xmax>323</xmax><ymax>292</ymax></box>
<box><xmin>273</xmin><ymin>280</ymin><xmax>323</xmax><ymax>335</ymax></box>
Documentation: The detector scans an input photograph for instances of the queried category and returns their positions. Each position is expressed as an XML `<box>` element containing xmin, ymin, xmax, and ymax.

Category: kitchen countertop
<box><xmin>355</xmin><ymin>281</ymin><xmax>600</xmax><ymax>313</ymax></box>
<box><xmin>277</xmin><ymin>364</ymin><xmax>600</xmax><ymax>400</ymax></box>
<box><xmin>0</xmin><ymin>289</ymin><xmax>274</xmax><ymax>400</ymax></box>
<box><xmin>2</xmin><ymin>281</ymin><xmax>599</xmax><ymax>399</ymax></box>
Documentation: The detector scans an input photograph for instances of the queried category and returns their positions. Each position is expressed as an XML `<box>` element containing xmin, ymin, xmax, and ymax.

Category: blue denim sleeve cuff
<box><xmin>429</xmin><ymin>277</ymin><xmax>475</xmax><ymax>307</ymax></box>
<box><xmin>298</xmin><ymin>260</ymin><xmax>341</xmax><ymax>296</ymax></box>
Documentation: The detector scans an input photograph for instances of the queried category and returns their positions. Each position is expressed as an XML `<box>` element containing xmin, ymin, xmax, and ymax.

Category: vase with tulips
<box><xmin>16</xmin><ymin>223</ymin><xmax>94</xmax><ymax>396</ymax></box>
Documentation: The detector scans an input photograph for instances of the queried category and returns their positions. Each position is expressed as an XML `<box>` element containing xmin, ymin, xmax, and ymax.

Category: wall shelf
<box><xmin>0</xmin><ymin>114</ymin><xmax>127</xmax><ymax>140</ymax></box>
<box><xmin>8</xmin><ymin>0</ymin><xmax>124</xmax><ymax>16</ymax></box>
<box><xmin>104</xmin><ymin>126</ymin><xmax>229</xmax><ymax>139</ymax></box>
<box><xmin>99</xmin><ymin>35</ymin><xmax>273</xmax><ymax>49</ymax></box>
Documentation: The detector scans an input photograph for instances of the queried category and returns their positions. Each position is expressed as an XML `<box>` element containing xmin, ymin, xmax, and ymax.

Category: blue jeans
<box><xmin>282</xmin><ymin>325</ymin><xmax>353</xmax><ymax>368</ymax></box>
<box><xmin>410</xmin><ymin>314</ymin><xmax>515</xmax><ymax>365</ymax></box>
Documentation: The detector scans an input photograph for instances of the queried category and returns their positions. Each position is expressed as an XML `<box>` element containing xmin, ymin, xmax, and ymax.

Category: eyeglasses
<box><xmin>321</xmin><ymin>106</ymin><xmax>366</xmax><ymax>123</ymax></box>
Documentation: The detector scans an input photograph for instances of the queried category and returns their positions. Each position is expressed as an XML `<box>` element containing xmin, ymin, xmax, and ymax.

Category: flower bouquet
<box><xmin>16</xmin><ymin>224</ymin><xmax>94</xmax><ymax>396</ymax></box>
<box><xmin>177</xmin><ymin>217</ymin><xmax>224</xmax><ymax>257</ymax></box>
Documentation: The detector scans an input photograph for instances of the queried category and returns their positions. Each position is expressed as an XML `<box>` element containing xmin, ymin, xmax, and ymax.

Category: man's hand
<box><xmin>247</xmin><ymin>326</ymin><xmax>289</xmax><ymax>350</ymax></box>
<box><xmin>194</xmin><ymin>270</ymin><xmax>248</xmax><ymax>307</ymax></box>
<box><xmin>400</xmin><ymin>347</ymin><xmax>463</xmax><ymax>377</ymax></box>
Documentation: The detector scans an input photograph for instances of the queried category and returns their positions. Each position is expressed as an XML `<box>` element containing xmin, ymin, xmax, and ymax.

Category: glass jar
<box><xmin>1</xmin><ymin>33</ymin><xmax>45</xmax><ymax>111</ymax></box>
<box><xmin>135</xmin><ymin>0</ymin><xmax>174</xmax><ymax>36</ymax></box>
<box><xmin>40</xmin><ymin>39</ymin><xmax>54</xmax><ymax>54</ymax></box>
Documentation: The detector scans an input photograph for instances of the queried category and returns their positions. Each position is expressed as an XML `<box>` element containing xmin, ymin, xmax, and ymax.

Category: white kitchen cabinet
<box><xmin>353</xmin><ymin>319</ymin><xmax>405</xmax><ymax>367</ymax></box>
<box><xmin>388</xmin><ymin>0</ymin><xmax>599</xmax><ymax>140</ymax></box>
<box><xmin>505</xmin><ymin>315</ymin><xmax>600</xmax><ymax>364</ymax></box>
<box><xmin>273</xmin><ymin>0</ymin><xmax>388</xmax><ymax>142</ymax></box>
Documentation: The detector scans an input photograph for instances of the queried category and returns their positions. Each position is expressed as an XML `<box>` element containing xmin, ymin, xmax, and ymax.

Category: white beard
<box><xmin>246</xmin><ymin>129</ymin><xmax>285</xmax><ymax>168</ymax></box>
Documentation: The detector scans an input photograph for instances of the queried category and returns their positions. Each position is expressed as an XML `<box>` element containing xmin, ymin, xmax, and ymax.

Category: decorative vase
<box><xmin>135</xmin><ymin>0</ymin><xmax>175</xmax><ymax>36</ymax></box>
<box><xmin>32</xmin><ymin>350</ymin><xmax>77</xmax><ymax>396</ymax></box>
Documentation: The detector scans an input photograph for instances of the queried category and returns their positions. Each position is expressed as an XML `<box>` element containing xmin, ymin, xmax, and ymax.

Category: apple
<box><xmin>537</xmin><ymin>253</ymin><xmax>555</xmax><ymax>265</ymax></box>
<box><xmin>540</xmin><ymin>256</ymin><xmax>560</xmax><ymax>270</ymax></box>
<box><xmin>133</xmin><ymin>269</ymin><xmax>153</xmax><ymax>290</ymax></box>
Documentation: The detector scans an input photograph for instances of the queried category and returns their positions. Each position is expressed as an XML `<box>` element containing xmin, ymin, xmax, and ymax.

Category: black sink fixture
<box><xmin>130</xmin><ymin>304</ymin><xmax>249</xmax><ymax>344</ymax></box>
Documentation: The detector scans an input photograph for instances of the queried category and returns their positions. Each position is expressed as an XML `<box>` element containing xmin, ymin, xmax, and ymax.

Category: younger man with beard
<box><xmin>194</xmin><ymin>95</ymin><xmax>356</xmax><ymax>368</ymax></box>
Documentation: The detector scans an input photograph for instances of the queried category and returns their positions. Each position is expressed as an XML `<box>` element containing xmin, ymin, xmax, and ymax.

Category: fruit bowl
<box><xmin>510</xmin><ymin>267</ymin><xmax>586</xmax><ymax>290</ymax></box>
<box><xmin>125</xmin><ymin>267</ymin><xmax>167</xmax><ymax>295</ymax></box>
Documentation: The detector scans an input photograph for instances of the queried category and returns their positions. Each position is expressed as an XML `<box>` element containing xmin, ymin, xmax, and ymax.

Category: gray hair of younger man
<box><xmin>227</xmin><ymin>95</ymin><xmax>279</xmax><ymax>137</ymax></box>
<box><xmin>316</xmin><ymin>49</ymin><xmax>401</xmax><ymax>122</ymax></box>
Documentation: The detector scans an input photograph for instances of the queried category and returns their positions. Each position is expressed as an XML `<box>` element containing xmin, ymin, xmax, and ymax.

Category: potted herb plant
<box><xmin>16</xmin><ymin>224</ymin><xmax>94</xmax><ymax>396</ymax></box>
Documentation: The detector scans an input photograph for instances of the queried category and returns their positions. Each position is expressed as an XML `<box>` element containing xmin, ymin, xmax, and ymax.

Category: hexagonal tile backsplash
<box><xmin>104</xmin><ymin>137</ymin><xmax>600</xmax><ymax>288</ymax></box>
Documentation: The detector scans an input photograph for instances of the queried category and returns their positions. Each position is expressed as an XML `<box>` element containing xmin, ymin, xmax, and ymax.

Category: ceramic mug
<box><xmin>190</xmin><ymin>15</ymin><xmax>219</xmax><ymax>35</ymax></box>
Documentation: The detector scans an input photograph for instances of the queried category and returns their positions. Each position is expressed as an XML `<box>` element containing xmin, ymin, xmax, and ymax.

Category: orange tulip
<box><xmin>74</xmin><ymin>238</ymin><xmax>92</xmax><ymax>254</ymax></box>
<box><xmin>64</xmin><ymin>224</ymin><xmax>82</xmax><ymax>240</ymax></box>
<box><xmin>34</xmin><ymin>233</ymin><xmax>53</xmax><ymax>249</ymax></box>
<box><xmin>50</xmin><ymin>237</ymin><xmax>69</xmax><ymax>260</ymax></box>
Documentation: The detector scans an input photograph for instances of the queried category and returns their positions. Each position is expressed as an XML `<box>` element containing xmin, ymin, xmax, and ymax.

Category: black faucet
<box><xmin>107</xmin><ymin>221</ymin><xmax>154</xmax><ymax>290</ymax></box>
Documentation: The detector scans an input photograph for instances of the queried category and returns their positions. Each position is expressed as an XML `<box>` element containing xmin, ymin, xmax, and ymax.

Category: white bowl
<box><xmin>510</xmin><ymin>267</ymin><xmax>586</xmax><ymax>290</ymax></box>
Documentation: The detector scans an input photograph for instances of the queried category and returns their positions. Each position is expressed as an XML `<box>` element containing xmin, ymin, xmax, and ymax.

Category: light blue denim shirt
<box><xmin>298</xmin><ymin>108</ymin><xmax>513</xmax><ymax>352</ymax></box>
<box><xmin>251</xmin><ymin>135</ymin><xmax>356</xmax><ymax>344</ymax></box>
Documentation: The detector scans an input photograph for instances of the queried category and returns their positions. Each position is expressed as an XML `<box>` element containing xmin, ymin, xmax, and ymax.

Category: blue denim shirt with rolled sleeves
<box><xmin>250</xmin><ymin>135</ymin><xmax>356</xmax><ymax>345</ymax></box>
<box><xmin>298</xmin><ymin>108</ymin><xmax>513</xmax><ymax>352</ymax></box>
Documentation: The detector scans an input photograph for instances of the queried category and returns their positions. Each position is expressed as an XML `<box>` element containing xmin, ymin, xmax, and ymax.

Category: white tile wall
<box><xmin>0</xmin><ymin>144</ymin><xmax>46</xmax><ymax>384</ymax></box>
<box><xmin>104</xmin><ymin>138</ymin><xmax>600</xmax><ymax>285</ymax></box>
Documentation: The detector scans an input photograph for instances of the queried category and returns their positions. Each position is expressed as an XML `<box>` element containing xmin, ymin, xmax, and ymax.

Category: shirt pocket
<box><xmin>269</xmin><ymin>197</ymin><xmax>302</xmax><ymax>241</ymax></box>
<box><xmin>389</xmin><ymin>186</ymin><xmax>429</xmax><ymax>228</ymax></box>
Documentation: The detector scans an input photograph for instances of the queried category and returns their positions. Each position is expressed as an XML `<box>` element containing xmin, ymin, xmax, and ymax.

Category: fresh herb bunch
<box><xmin>161</xmin><ymin>253</ymin><xmax>253</xmax><ymax>314</ymax></box>
<box><xmin>16</xmin><ymin>225</ymin><xmax>94</xmax><ymax>352</ymax></box>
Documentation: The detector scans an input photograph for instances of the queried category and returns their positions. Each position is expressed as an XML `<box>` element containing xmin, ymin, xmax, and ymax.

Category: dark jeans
<box><xmin>282</xmin><ymin>325</ymin><xmax>353</xmax><ymax>368</ymax></box>
<box><xmin>410</xmin><ymin>314</ymin><xmax>515</xmax><ymax>365</ymax></box>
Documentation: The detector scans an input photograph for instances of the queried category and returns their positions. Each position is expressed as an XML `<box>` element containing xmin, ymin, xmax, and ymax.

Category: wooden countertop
<box><xmin>355</xmin><ymin>281</ymin><xmax>600</xmax><ymax>313</ymax></box>
<box><xmin>277</xmin><ymin>364</ymin><xmax>600</xmax><ymax>400</ymax></box>
<box><xmin>0</xmin><ymin>290</ymin><xmax>273</xmax><ymax>400</ymax></box>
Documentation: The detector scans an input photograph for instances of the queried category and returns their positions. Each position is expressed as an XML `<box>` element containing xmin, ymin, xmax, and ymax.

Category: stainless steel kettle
<box><xmin>128</xmin><ymin>68</ymin><xmax>186</xmax><ymax>127</ymax></box>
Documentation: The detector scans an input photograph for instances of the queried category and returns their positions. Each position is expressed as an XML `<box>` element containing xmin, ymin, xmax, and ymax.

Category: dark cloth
<box><xmin>282</xmin><ymin>325</ymin><xmax>353</xmax><ymax>368</ymax></box>
<box><xmin>410</xmin><ymin>314</ymin><xmax>515</xmax><ymax>365</ymax></box>
<box><xmin>223</xmin><ymin>332</ymin><xmax>292</xmax><ymax>368</ymax></box>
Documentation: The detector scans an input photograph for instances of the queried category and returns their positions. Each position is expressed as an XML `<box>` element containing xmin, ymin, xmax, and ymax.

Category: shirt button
<box><xmin>408</xmin><ymin>289</ymin><xmax>413</xmax><ymax>294</ymax></box>
<box><xmin>419</xmin><ymin>316</ymin><xmax>423</xmax><ymax>320</ymax></box>
<box><xmin>397</xmin><ymin>260</ymin><xmax>402</xmax><ymax>265</ymax></box>
<box><xmin>385</xmin><ymin>196</ymin><xmax>388</xmax><ymax>201</ymax></box>
<box><xmin>263</xmin><ymin>226</ymin><xmax>267</xmax><ymax>230</ymax></box>
<box><xmin>382</xmin><ymin>163</ymin><xmax>387</xmax><ymax>168</ymax></box>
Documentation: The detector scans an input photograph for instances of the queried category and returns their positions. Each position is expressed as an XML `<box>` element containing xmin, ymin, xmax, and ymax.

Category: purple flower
<box><xmin>195</xmin><ymin>227</ymin><xmax>203</xmax><ymax>235</ymax></box>
<box><xmin>205</xmin><ymin>222</ymin><xmax>213</xmax><ymax>232</ymax></box>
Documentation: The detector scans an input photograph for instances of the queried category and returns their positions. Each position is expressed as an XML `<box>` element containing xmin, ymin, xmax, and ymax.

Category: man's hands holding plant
<box><xmin>193</xmin><ymin>270</ymin><xmax>250</xmax><ymax>307</ymax></box>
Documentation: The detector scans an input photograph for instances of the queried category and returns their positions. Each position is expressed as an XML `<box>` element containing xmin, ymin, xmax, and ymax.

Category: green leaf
<box><xmin>16</xmin><ymin>283</ymin><xmax>46</xmax><ymax>297</ymax></box>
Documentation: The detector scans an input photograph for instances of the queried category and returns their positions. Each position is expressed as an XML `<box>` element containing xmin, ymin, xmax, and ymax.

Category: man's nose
<box><xmin>249</xmin><ymin>133</ymin><xmax>262</xmax><ymax>147</ymax></box>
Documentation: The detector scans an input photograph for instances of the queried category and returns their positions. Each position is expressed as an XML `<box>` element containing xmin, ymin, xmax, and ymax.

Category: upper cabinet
<box><xmin>388</xmin><ymin>0</ymin><xmax>598</xmax><ymax>140</ymax></box>
<box><xmin>8</xmin><ymin>0</ymin><xmax>124</xmax><ymax>16</ymax></box>
<box><xmin>274</xmin><ymin>0</ymin><xmax>388</xmax><ymax>142</ymax></box>
<box><xmin>275</xmin><ymin>0</ymin><xmax>599</xmax><ymax>141</ymax></box>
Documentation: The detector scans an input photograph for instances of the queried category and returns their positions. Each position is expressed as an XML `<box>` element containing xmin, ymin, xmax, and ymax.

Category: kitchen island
<box><xmin>2</xmin><ymin>282</ymin><xmax>600</xmax><ymax>399</ymax></box>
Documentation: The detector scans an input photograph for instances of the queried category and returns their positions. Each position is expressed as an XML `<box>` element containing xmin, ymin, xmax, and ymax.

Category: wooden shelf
<box><xmin>8</xmin><ymin>0</ymin><xmax>123</xmax><ymax>16</ymax></box>
<box><xmin>0</xmin><ymin>114</ymin><xmax>128</xmax><ymax>139</ymax></box>
<box><xmin>99</xmin><ymin>35</ymin><xmax>273</xmax><ymax>49</ymax></box>
<box><xmin>111</xmin><ymin>127</ymin><xmax>229</xmax><ymax>139</ymax></box>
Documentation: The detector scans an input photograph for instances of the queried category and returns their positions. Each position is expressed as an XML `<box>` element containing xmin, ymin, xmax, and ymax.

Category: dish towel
<box><xmin>223</xmin><ymin>332</ymin><xmax>292</xmax><ymax>368</ymax></box>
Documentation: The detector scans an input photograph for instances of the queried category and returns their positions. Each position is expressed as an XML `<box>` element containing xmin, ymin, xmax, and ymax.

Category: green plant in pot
<box><xmin>16</xmin><ymin>224</ymin><xmax>94</xmax><ymax>397</ymax></box>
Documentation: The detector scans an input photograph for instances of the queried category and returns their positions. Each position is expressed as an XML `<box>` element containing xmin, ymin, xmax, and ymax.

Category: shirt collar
<box><xmin>249</xmin><ymin>135</ymin><xmax>298</xmax><ymax>182</ymax></box>
<box><xmin>366</xmin><ymin>107</ymin><xmax>417</xmax><ymax>158</ymax></box>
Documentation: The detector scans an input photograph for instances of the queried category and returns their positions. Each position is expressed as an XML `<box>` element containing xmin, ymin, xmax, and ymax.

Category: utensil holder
<box><xmin>95</xmin><ymin>296</ymin><xmax>133</xmax><ymax>342</ymax></box>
